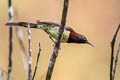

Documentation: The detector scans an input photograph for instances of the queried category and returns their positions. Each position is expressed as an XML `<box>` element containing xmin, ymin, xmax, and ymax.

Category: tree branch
<box><xmin>27</xmin><ymin>23</ymin><xmax>32</xmax><ymax>80</ymax></box>
<box><xmin>15</xmin><ymin>26</ymin><xmax>28</xmax><ymax>76</ymax></box>
<box><xmin>112</xmin><ymin>43</ymin><xmax>120</xmax><ymax>80</ymax></box>
<box><xmin>0</xmin><ymin>66</ymin><xmax>3</xmax><ymax>80</ymax></box>
<box><xmin>110</xmin><ymin>24</ymin><xmax>120</xmax><ymax>80</ymax></box>
<box><xmin>45</xmin><ymin>0</ymin><xmax>69</xmax><ymax>80</ymax></box>
<box><xmin>7</xmin><ymin>0</ymin><xmax>13</xmax><ymax>80</ymax></box>
<box><xmin>32</xmin><ymin>43</ymin><xmax>41</xmax><ymax>80</ymax></box>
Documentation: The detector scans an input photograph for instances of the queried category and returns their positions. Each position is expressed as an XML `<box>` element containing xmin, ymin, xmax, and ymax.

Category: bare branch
<box><xmin>112</xmin><ymin>43</ymin><xmax>120</xmax><ymax>80</ymax></box>
<box><xmin>110</xmin><ymin>24</ymin><xmax>120</xmax><ymax>80</ymax></box>
<box><xmin>45</xmin><ymin>0</ymin><xmax>69</xmax><ymax>80</ymax></box>
<box><xmin>15</xmin><ymin>27</ymin><xmax>28</xmax><ymax>75</ymax></box>
<box><xmin>27</xmin><ymin>23</ymin><xmax>32</xmax><ymax>80</ymax></box>
<box><xmin>32</xmin><ymin>43</ymin><xmax>41</xmax><ymax>80</ymax></box>
<box><xmin>14</xmin><ymin>7</ymin><xmax>28</xmax><ymax>76</ymax></box>
<box><xmin>0</xmin><ymin>66</ymin><xmax>3</xmax><ymax>80</ymax></box>
<box><xmin>7</xmin><ymin>0</ymin><xmax>14</xmax><ymax>80</ymax></box>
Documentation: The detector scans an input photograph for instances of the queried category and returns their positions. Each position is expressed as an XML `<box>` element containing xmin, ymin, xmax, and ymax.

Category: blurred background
<box><xmin>0</xmin><ymin>0</ymin><xmax>120</xmax><ymax>80</ymax></box>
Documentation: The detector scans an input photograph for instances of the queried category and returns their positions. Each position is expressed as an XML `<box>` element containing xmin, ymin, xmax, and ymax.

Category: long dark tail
<box><xmin>5</xmin><ymin>22</ymin><xmax>37</xmax><ymax>28</ymax></box>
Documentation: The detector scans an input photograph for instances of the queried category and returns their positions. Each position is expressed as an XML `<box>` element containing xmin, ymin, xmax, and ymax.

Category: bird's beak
<box><xmin>86</xmin><ymin>41</ymin><xmax>95</xmax><ymax>47</ymax></box>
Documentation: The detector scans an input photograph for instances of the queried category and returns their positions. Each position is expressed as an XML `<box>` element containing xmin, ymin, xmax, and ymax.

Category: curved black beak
<box><xmin>86</xmin><ymin>41</ymin><xmax>95</xmax><ymax>47</ymax></box>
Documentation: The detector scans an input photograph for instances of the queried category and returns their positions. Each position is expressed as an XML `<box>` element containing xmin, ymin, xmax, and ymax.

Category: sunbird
<box><xmin>6</xmin><ymin>21</ymin><xmax>94</xmax><ymax>47</ymax></box>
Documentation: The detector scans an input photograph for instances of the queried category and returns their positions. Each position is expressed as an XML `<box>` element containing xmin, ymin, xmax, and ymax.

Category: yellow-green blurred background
<box><xmin>0</xmin><ymin>0</ymin><xmax>120</xmax><ymax>80</ymax></box>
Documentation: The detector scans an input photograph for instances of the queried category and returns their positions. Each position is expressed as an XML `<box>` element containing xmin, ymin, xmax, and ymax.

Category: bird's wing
<box><xmin>37</xmin><ymin>21</ymin><xmax>73</xmax><ymax>32</ymax></box>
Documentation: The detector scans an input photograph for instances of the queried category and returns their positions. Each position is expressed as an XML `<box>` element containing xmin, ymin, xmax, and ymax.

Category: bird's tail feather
<box><xmin>5</xmin><ymin>22</ymin><xmax>37</xmax><ymax>28</ymax></box>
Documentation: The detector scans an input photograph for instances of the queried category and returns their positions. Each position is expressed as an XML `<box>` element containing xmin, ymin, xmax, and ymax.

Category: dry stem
<box><xmin>45</xmin><ymin>0</ymin><xmax>69</xmax><ymax>80</ymax></box>
<box><xmin>110</xmin><ymin>24</ymin><xmax>120</xmax><ymax>80</ymax></box>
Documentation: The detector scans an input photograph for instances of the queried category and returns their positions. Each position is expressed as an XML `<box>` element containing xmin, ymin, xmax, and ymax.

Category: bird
<box><xmin>5</xmin><ymin>21</ymin><xmax>94</xmax><ymax>47</ymax></box>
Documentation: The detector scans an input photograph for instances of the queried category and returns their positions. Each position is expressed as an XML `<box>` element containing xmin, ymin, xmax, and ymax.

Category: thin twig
<box><xmin>32</xmin><ymin>43</ymin><xmax>41</xmax><ymax>80</ymax></box>
<box><xmin>110</xmin><ymin>24</ymin><xmax>120</xmax><ymax>80</ymax></box>
<box><xmin>45</xmin><ymin>0</ymin><xmax>69</xmax><ymax>80</ymax></box>
<box><xmin>0</xmin><ymin>66</ymin><xmax>3</xmax><ymax>80</ymax></box>
<box><xmin>112</xmin><ymin>43</ymin><xmax>120</xmax><ymax>80</ymax></box>
<box><xmin>7</xmin><ymin>0</ymin><xmax>13</xmax><ymax>80</ymax></box>
<box><xmin>14</xmin><ymin>8</ymin><xmax>28</xmax><ymax>76</ymax></box>
<box><xmin>15</xmin><ymin>27</ymin><xmax>28</xmax><ymax>75</ymax></box>
<box><xmin>27</xmin><ymin>23</ymin><xmax>32</xmax><ymax>80</ymax></box>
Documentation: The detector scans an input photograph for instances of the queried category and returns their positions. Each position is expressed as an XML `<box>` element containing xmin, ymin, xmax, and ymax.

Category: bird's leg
<box><xmin>49</xmin><ymin>36</ymin><xmax>61</xmax><ymax>49</ymax></box>
<box><xmin>49</xmin><ymin>36</ymin><xmax>55</xmax><ymax>43</ymax></box>
<box><xmin>49</xmin><ymin>36</ymin><xmax>55</xmax><ymax>47</ymax></box>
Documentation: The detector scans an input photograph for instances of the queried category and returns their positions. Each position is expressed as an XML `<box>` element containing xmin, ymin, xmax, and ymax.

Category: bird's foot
<box><xmin>49</xmin><ymin>36</ymin><xmax>61</xmax><ymax>50</ymax></box>
<box><xmin>49</xmin><ymin>36</ymin><xmax>55</xmax><ymax>43</ymax></box>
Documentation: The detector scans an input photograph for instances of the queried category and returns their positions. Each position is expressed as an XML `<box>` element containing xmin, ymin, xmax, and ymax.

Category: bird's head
<box><xmin>68</xmin><ymin>31</ymin><xmax>95</xmax><ymax>47</ymax></box>
<box><xmin>77</xmin><ymin>35</ymin><xmax>95</xmax><ymax>47</ymax></box>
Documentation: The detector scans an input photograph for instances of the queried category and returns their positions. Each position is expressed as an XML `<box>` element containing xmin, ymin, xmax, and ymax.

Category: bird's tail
<box><xmin>5</xmin><ymin>22</ymin><xmax>37</xmax><ymax>28</ymax></box>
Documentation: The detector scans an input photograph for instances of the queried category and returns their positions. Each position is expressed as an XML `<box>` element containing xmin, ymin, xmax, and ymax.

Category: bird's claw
<box><xmin>49</xmin><ymin>36</ymin><xmax>61</xmax><ymax>50</ymax></box>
